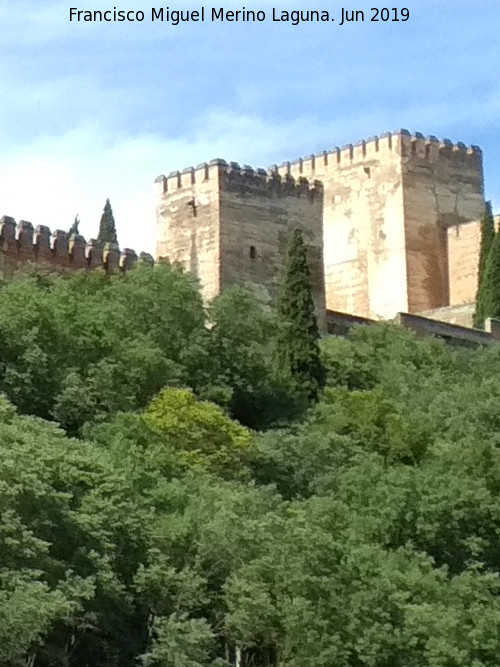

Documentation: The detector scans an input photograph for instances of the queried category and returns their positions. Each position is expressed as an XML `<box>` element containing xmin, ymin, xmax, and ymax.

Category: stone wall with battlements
<box><xmin>277</xmin><ymin>130</ymin><xmax>485</xmax><ymax>319</ymax></box>
<box><xmin>0</xmin><ymin>215</ymin><xmax>153</xmax><ymax>277</ymax></box>
<box><xmin>155</xmin><ymin>160</ymin><xmax>325</xmax><ymax>319</ymax></box>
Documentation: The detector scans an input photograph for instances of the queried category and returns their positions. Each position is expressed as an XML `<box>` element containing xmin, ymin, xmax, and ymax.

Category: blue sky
<box><xmin>0</xmin><ymin>0</ymin><xmax>499</xmax><ymax>253</ymax></box>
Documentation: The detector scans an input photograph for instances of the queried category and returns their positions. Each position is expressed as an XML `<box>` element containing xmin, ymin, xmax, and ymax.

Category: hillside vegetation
<box><xmin>2</xmin><ymin>263</ymin><xmax>500</xmax><ymax>666</ymax></box>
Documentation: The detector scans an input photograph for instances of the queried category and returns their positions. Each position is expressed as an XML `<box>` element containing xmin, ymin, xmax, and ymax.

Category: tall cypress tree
<box><xmin>68</xmin><ymin>214</ymin><xmax>80</xmax><ymax>237</ymax></box>
<box><xmin>276</xmin><ymin>228</ymin><xmax>325</xmax><ymax>400</ymax></box>
<box><xmin>473</xmin><ymin>201</ymin><xmax>495</xmax><ymax>328</ymax></box>
<box><xmin>482</xmin><ymin>223</ymin><xmax>500</xmax><ymax>323</ymax></box>
<box><xmin>97</xmin><ymin>199</ymin><xmax>118</xmax><ymax>246</ymax></box>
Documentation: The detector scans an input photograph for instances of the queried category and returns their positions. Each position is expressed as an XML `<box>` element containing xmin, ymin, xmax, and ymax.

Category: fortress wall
<box><xmin>277</xmin><ymin>132</ymin><xmax>407</xmax><ymax>319</ymax></box>
<box><xmin>0</xmin><ymin>216</ymin><xmax>151</xmax><ymax>277</ymax></box>
<box><xmin>400</xmin><ymin>133</ymin><xmax>484</xmax><ymax>312</ymax></box>
<box><xmin>218</xmin><ymin>164</ymin><xmax>325</xmax><ymax>320</ymax></box>
<box><xmin>155</xmin><ymin>162</ymin><xmax>221</xmax><ymax>302</ymax></box>
<box><xmin>446</xmin><ymin>214</ymin><xmax>500</xmax><ymax>307</ymax></box>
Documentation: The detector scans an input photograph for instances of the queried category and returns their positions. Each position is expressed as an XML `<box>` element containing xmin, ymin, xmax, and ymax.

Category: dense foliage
<box><xmin>0</xmin><ymin>264</ymin><xmax>300</xmax><ymax>432</ymax></box>
<box><xmin>3</xmin><ymin>265</ymin><xmax>500</xmax><ymax>665</ymax></box>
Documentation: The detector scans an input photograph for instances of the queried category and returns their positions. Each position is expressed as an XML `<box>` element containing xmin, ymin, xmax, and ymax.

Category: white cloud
<box><xmin>0</xmin><ymin>112</ymin><xmax>317</xmax><ymax>254</ymax></box>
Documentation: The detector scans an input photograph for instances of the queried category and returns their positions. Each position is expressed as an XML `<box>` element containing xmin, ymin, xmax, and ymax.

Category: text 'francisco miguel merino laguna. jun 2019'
<box><xmin>69</xmin><ymin>7</ymin><xmax>411</xmax><ymax>26</ymax></box>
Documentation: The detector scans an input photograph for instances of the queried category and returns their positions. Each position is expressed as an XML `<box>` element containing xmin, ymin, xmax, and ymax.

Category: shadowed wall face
<box><xmin>218</xmin><ymin>167</ymin><xmax>325</xmax><ymax>317</ymax></box>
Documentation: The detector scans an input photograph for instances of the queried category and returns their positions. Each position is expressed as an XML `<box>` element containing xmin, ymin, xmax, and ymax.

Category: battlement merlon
<box><xmin>154</xmin><ymin>159</ymin><xmax>324</xmax><ymax>200</ymax></box>
<box><xmin>0</xmin><ymin>215</ymin><xmax>153</xmax><ymax>273</ymax></box>
<box><xmin>273</xmin><ymin>130</ymin><xmax>483</xmax><ymax>178</ymax></box>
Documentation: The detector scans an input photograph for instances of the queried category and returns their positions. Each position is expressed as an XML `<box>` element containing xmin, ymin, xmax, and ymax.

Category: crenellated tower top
<box><xmin>154</xmin><ymin>157</ymin><xmax>324</xmax><ymax>199</ymax></box>
<box><xmin>272</xmin><ymin>129</ymin><xmax>482</xmax><ymax>182</ymax></box>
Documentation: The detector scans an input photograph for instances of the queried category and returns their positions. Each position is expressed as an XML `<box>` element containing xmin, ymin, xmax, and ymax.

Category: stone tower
<box><xmin>276</xmin><ymin>130</ymin><xmax>484</xmax><ymax>318</ymax></box>
<box><xmin>155</xmin><ymin>160</ymin><xmax>325</xmax><ymax>317</ymax></box>
<box><xmin>155</xmin><ymin>130</ymin><xmax>485</xmax><ymax>321</ymax></box>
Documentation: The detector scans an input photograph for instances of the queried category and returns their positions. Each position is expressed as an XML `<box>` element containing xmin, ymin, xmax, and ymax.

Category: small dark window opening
<box><xmin>249</xmin><ymin>245</ymin><xmax>257</xmax><ymax>260</ymax></box>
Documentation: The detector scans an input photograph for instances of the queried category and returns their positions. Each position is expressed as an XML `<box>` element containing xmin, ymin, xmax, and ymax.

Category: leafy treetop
<box><xmin>97</xmin><ymin>198</ymin><xmax>118</xmax><ymax>246</ymax></box>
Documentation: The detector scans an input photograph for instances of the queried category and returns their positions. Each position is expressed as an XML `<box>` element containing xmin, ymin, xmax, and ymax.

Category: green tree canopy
<box><xmin>0</xmin><ymin>263</ymin><xmax>207</xmax><ymax>432</ymax></box>
<box><xmin>97</xmin><ymin>198</ymin><xmax>118</xmax><ymax>245</ymax></box>
<box><xmin>5</xmin><ymin>262</ymin><xmax>500</xmax><ymax>665</ymax></box>
<box><xmin>207</xmin><ymin>285</ymin><xmax>304</xmax><ymax>429</ymax></box>
<box><xmin>144</xmin><ymin>387</ymin><xmax>254</xmax><ymax>479</ymax></box>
